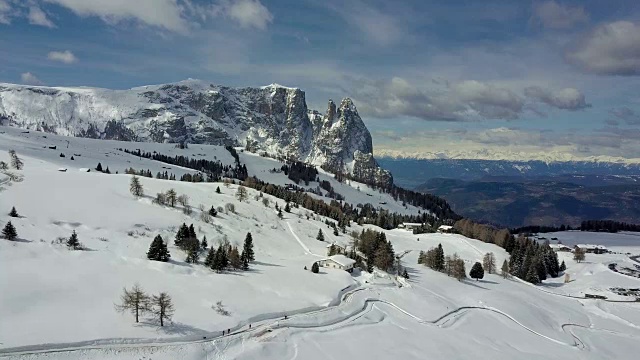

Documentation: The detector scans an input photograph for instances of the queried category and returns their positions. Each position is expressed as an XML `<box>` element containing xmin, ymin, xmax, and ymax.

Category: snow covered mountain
<box><xmin>0</xmin><ymin>80</ymin><xmax>391</xmax><ymax>187</ymax></box>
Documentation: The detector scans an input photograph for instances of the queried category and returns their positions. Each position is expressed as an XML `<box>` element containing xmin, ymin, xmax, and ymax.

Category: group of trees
<box><xmin>417</xmin><ymin>244</ymin><xmax>466</xmax><ymax>281</ymax></box>
<box><xmin>95</xmin><ymin>162</ymin><xmax>112</xmax><ymax>174</ymax></box>
<box><xmin>3</xmin><ymin>206</ymin><xmax>20</xmax><ymax>240</ymax></box>
<box><xmin>280</xmin><ymin>161</ymin><xmax>318</xmax><ymax>185</ymax></box>
<box><xmin>204</xmin><ymin>233</ymin><xmax>253</xmax><ymax>271</ymax></box>
<box><xmin>115</xmin><ymin>284</ymin><xmax>174</xmax><ymax>327</ymax></box>
<box><xmin>354</xmin><ymin>229</ymin><xmax>396</xmax><ymax>272</ymax></box>
<box><xmin>454</xmin><ymin>219</ymin><xmax>514</xmax><ymax>252</ymax></box>
<box><xmin>120</xmin><ymin>148</ymin><xmax>248</xmax><ymax>182</ymax></box>
<box><xmin>579</xmin><ymin>220</ymin><xmax>640</xmax><ymax>233</ymax></box>
<box><xmin>508</xmin><ymin>237</ymin><xmax>561</xmax><ymax>284</ymax></box>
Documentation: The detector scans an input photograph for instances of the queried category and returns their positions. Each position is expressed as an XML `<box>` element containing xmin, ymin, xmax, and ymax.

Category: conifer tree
<box><xmin>96</xmin><ymin>162</ymin><xmax>103</xmax><ymax>172</ymax></box>
<box><xmin>214</xmin><ymin>244</ymin><xmax>229</xmax><ymax>271</ymax></box>
<box><xmin>435</xmin><ymin>243</ymin><xmax>445</xmax><ymax>271</ymax></box>
<box><xmin>470</xmin><ymin>262</ymin><xmax>484</xmax><ymax>281</ymax></box>
<box><xmin>174</xmin><ymin>223</ymin><xmax>189</xmax><ymax>247</ymax></box>
<box><xmin>402</xmin><ymin>269</ymin><xmax>409</xmax><ymax>279</ymax></box>
<box><xmin>333</xmin><ymin>227</ymin><xmax>339</xmax><ymax>236</ymax></box>
<box><xmin>501</xmin><ymin>259</ymin><xmax>509</xmax><ymax>279</ymax></box>
<box><xmin>115</xmin><ymin>284</ymin><xmax>150</xmax><ymax>323</ymax></box>
<box><xmin>284</xmin><ymin>202</ymin><xmax>291</xmax><ymax>213</ymax></box>
<box><xmin>208</xmin><ymin>206</ymin><xmax>217</xmax><ymax>217</ymax></box>
<box><xmin>311</xmin><ymin>262</ymin><xmax>320</xmax><ymax>273</ymax></box>
<box><xmin>215</xmin><ymin>186</ymin><xmax>221</xmax><ymax>194</ymax></box>
<box><xmin>9</xmin><ymin>207</ymin><xmax>19</xmax><ymax>218</ymax></box>
<box><xmin>560</xmin><ymin>260</ymin><xmax>566</xmax><ymax>272</ymax></box>
<box><xmin>229</xmin><ymin>246</ymin><xmax>242</xmax><ymax>269</ymax></box>
<box><xmin>243</xmin><ymin>232</ymin><xmax>255</xmax><ymax>262</ymax></box>
<box><xmin>201</xmin><ymin>236</ymin><xmax>208</xmax><ymax>250</ymax></box>
<box><xmin>525</xmin><ymin>265</ymin><xmax>540</xmax><ymax>284</ymax></box>
<box><xmin>204</xmin><ymin>247</ymin><xmax>216</xmax><ymax>268</ymax></box>
<box><xmin>67</xmin><ymin>230</ymin><xmax>80</xmax><ymax>250</ymax></box>
<box><xmin>185</xmin><ymin>244</ymin><xmax>200</xmax><ymax>264</ymax></box>
<box><xmin>316</xmin><ymin>229</ymin><xmax>325</xmax><ymax>242</ymax></box>
<box><xmin>277</xmin><ymin>208</ymin><xmax>283</xmax><ymax>219</ymax></box>
<box><xmin>129</xmin><ymin>175</ymin><xmax>144</xmax><ymax>198</ymax></box>
<box><xmin>105</xmin><ymin>167</ymin><xmax>111</xmax><ymax>174</ymax></box>
<box><xmin>188</xmin><ymin>224</ymin><xmax>197</xmax><ymax>241</ymax></box>
<box><xmin>150</xmin><ymin>292</ymin><xmax>174</xmax><ymax>327</ymax></box>
<box><xmin>147</xmin><ymin>235</ymin><xmax>170</xmax><ymax>262</ymax></box>
<box><xmin>2</xmin><ymin>221</ymin><xmax>17</xmax><ymax>241</ymax></box>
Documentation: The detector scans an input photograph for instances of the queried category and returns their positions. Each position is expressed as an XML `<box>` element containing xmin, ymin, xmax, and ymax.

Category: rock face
<box><xmin>0</xmin><ymin>80</ymin><xmax>392</xmax><ymax>187</ymax></box>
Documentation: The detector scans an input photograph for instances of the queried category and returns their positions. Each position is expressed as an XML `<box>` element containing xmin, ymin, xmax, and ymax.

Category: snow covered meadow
<box><xmin>1</xmin><ymin>127</ymin><xmax>640</xmax><ymax>359</ymax></box>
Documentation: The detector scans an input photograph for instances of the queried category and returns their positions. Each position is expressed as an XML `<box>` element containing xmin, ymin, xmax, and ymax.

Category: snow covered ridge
<box><xmin>0</xmin><ymin>80</ymin><xmax>391</xmax><ymax>187</ymax></box>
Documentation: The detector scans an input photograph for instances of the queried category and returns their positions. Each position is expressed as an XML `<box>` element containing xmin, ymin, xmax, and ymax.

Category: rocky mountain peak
<box><xmin>0</xmin><ymin>80</ymin><xmax>392</xmax><ymax>187</ymax></box>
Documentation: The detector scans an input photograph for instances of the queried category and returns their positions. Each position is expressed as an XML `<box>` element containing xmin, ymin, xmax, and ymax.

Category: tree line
<box><xmin>512</xmin><ymin>220</ymin><xmax>640</xmax><ymax>234</ymax></box>
<box><xmin>280</xmin><ymin>161</ymin><xmax>318</xmax><ymax>185</ymax></box>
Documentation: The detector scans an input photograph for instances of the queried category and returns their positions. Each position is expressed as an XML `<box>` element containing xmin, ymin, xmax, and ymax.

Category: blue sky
<box><xmin>1</xmin><ymin>0</ymin><xmax>640</xmax><ymax>162</ymax></box>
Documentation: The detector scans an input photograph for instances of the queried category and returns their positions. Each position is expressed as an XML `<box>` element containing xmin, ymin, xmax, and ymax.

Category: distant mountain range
<box><xmin>378</xmin><ymin>158</ymin><xmax>640</xmax><ymax>189</ymax></box>
<box><xmin>0</xmin><ymin>80</ymin><xmax>391</xmax><ymax>187</ymax></box>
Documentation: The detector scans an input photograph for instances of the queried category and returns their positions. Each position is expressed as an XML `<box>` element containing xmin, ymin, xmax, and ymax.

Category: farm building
<box><xmin>317</xmin><ymin>255</ymin><xmax>356</xmax><ymax>272</ymax></box>
<box><xmin>437</xmin><ymin>225</ymin><xmax>453</xmax><ymax>233</ymax></box>
<box><xmin>575</xmin><ymin>244</ymin><xmax>609</xmax><ymax>254</ymax></box>
<box><xmin>397</xmin><ymin>223</ymin><xmax>423</xmax><ymax>231</ymax></box>
<box><xmin>549</xmin><ymin>244</ymin><xmax>572</xmax><ymax>252</ymax></box>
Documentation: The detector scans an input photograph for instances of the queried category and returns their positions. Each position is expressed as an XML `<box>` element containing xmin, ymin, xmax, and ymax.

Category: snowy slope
<box><xmin>1</xmin><ymin>141</ymin><xmax>640</xmax><ymax>360</ymax></box>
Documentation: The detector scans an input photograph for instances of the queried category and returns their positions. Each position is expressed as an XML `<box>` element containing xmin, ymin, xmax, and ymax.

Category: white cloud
<box><xmin>20</xmin><ymin>72</ymin><xmax>43</xmax><ymax>85</ymax></box>
<box><xmin>28</xmin><ymin>5</ymin><xmax>55</xmax><ymax>28</ymax></box>
<box><xmin>0</xmin><ymin>0</ymin><xmax>13</xmax><ymax>24</ymax></box>
<box><xmin>43</xmin><ymin>0</ymin><xmax>190</xmax><ymax>33</ymax></box>
<box><xmin>610</xmin><ymin>107</ymin><xmax>640</xmax><ymax>125</ymax></box>
<box><xmin>217</xmin><ymin>0</ymin><xmax>273</xmax><ymax>30</ymax></box>
<box><xmin>566</xmin><ymin>21</ymin><xmax>640</xmax><ymax>75</ymax></box>
<box><xmin>524</xmin><ymin>86</ymin><xmax>590</xmax><ymax>110</ymax></box>
<box><xmin>531</xmin><ymin>1</ymin><xmax>588</xmax><ymax>29</ymax></box>
<box><xmin>47</xmin><ymin>50</ymin><xmax>77</xmax><ymax>64</ymax></box>
<box><xmin>327</xmin><ymin>1</ymin><xmax>402</xmax><ymax>45</ymax></box>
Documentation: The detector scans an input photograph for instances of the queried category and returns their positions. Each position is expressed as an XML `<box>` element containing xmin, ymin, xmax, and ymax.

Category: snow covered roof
<box><xmin>438</xmin><ymin>225</ymin><xmax>453</xmax><ymax>230</ymax></box>
<box><xmin>399</xmin><ymin>223</ymin><xmax>422</xmax><ymax>227</ymax></box>
<box><xmin>576</xmin><ymin>244</ymin><xmax>608</xmax><ymax>250</ymax></box>
<box><xmin>548</xmin><ymin>244</ymin><xmax>571</xmax><ymax>250</ymax></box>
<box><xmin>327</xmin><ymin>255</ymin><xmax>356</xmax><ymax>267</ymax></box>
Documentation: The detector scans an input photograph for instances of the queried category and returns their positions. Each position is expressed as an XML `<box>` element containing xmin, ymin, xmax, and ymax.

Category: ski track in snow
<box><xmin>1</xmin><ymin>285</ymin><xmax>611</xmax><ymax>357</ymax></box>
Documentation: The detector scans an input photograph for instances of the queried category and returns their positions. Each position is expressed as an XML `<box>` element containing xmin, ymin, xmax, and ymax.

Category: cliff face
<box><xmin>0</xmin><ymin>80</ymin><xmax>391</xmax><ymax>187</ymax></box>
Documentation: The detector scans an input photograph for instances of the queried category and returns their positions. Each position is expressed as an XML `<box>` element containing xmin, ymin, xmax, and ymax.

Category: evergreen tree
<box><xmin>174</xmin><ymin>223</ymin><xmax>189</xmax><ymax>247</ymax></box>
<box><xmin>284</xmin><ymin>202</ymin><xmax>291</xmax><ymax>213</ymax></box>
<box><xmin>242</xmin><ymin>232</ymin><xmax>255</xmax><ymax>262</ymax></box>
<box><xmin>402</xmin><ymin>269</ymin><xmax>409</xmax><ymax>279</ymax></box>
<box><xmin>9</xmin><ymin>206</ymin><xmax>19</xmax><ymax>218</ymax></box>
<box><xmin>2</xmin><ymin>221</ymin><xmax>17</xmax><ymax>240</ymax></box>
<box><xmin>525</xmin><ymin>265</ymin><xmax>540</xmax><ymax>284</ymax></box>
<box><xmin>115</xmin><ymin>284</ymin><xmax>150</xmax><ymax>323</ymax></box>
<box><xmin>277</xmin><ymin>208</ymin><xmax>283</xmax><ymax>219</ymax></box>
<box><xmin>501</xmin><ymin>259</ymin><xmax>509</xmax><ymax>279</ymax></box>
<box><xmin>67</xmin><ymin>230</ymin><xmax>80</xmax><ymax>250</ymax></box>
<box><xmin>316</xmin><ymin>229</ymin><xmax>325</xmax><ymax>242</ymax></box>
<box><xmin>185</xmin><ymin>244</ymin><xmax>200</xmax><ymax>264</ymax></box>
<box><xmin>333</xmin><ymin>227</ymin><xmax>339</xmax><ymax>236</ymax></box>
<box><xmin>208</xmin><ymin>206</ymin><xmax>217</xmax><ymax>217</ymax></box>
<box><xmin>201</xmin><ymin>236</ymin><xmax>208</xmax><ymax>250</ymax></box>
<box><xmin>229</xmin><ymin>246</ymin><xmax>242</xmax><ymax>270</ymax></box>
<box><xmin>129</xmin><ymin>175</ymin><xmax>144</xmax><ymax>198</ymax></box>
<box><xmin>105</xmin><ymin>167</ymin><xmax>111</xmax><ymax>174</ymax></box>
<box><xmin>311</xmin><ymin>262</ymin><xmax>320</xmax><ymax>273</ymax></box>
<box><xmin>214</xmin><ymin>244</ymin><xmax>229</xmax><ymax>271</ymax></box>
<box><xmin>188</xmin><ymin>224</ymin><xmax>197</xmax><ymax>241</ymax></box>
<box><xmin>470</xmin><ymin>262</ymin><xmax>484</xmax><ymax>281</ymax></box>
<box><xmin>435</xmin><ymin>243</ymin><xmax>445</xmax><ymax>271</ymax></box>
<box><xmin>216</xmin><ymin>186</ymin><xmax>221</xmax><ymax>194</ymax></box>
<box><xmin>96</xmin><ymin>162</ymin><xmax>103</xmax><ymax>172</ymax></box>
<box><xmin>204</xmin><ymin>247</ymin><xmax>216</xmax><ymax>268</ymax></box>
<box><xmin>560</xmin><ymin>260</ymin><xmax>566</xmax><ymax>272</ymax></box>
<box><xmin>147</xmin><ymin>235</ymin><xmax>170</xmax><ymax>262</ymax></box>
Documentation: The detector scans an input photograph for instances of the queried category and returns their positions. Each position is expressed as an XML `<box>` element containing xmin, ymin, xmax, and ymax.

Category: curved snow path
<box><xmin>0</xmin><ymin>287</ymin><xmax>585</xmax><ymax>357</ymax></box>
<box><xmin>286</xmin><ymin>221</ymin><xmax>323</xmax><ymax>258</ymax></box>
